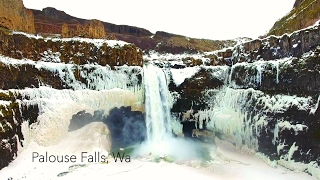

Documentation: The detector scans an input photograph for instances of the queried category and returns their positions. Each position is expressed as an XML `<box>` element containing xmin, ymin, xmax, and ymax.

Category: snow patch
<box><xmin>170</xmin><ymin>67</ymin><xmax>200</xmax><ymax>86</ymax></box>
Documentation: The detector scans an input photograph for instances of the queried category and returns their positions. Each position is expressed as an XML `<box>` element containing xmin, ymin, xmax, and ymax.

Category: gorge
<box><xmin>0</xmin><ymin>0</ymin><xmax>319</xmax><ymax>179</ymax></box>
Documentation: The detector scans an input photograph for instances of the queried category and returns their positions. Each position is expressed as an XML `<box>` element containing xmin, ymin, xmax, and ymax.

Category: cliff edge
<box><xmin>0</xmin><ymin>0</ymin><xmax>35</xmax><ymax>33</ymax></box>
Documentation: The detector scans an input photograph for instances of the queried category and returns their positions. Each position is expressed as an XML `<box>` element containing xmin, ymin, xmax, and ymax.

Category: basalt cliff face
<box><xmin>0</xmin><ymin>0</ymin><xmax>35</xmax><ymax>33</ymax></box>
<box><xmin>32</xmin><ymin>7</ymin><xmax>152</xmax><ymax>37</ymax></box>
<box><xmin>0</xmin><ymin>0</ymin><xmax>319</xmax><ymax>178</ymax></box>
<box><xmin>166</xmin><ymin>23</ymin><xmax>320</xmax><ymax>175</ymax></box>
<box><xmin>32</xmin><ymin>7</ymin><xmax>236</xmax><ymax>54</ymax></box>
<box><xmin>0</xmin><ymin>28</ymin><xmax>144</xmax><ymax>170</ymax></box>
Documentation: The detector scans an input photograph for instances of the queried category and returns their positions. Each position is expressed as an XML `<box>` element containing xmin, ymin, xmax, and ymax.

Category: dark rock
<box><xmin>233</xmin><ymin>25</ymin><xmax>320</xmax><ymax>63</ymax></box>
<box><xmin>103</xmin><ymin>107</ymin><xmax>146</xmax><ymax>150</ymax></box>
<box><xmin>68</xmin><ymin>107</ymin><xmax>146</xmax><ymax>150</ymax></box>
<box><xmin>0</xmin><ymin>29</ymin><xmax>144</xmax><ymax>67</ymax></box>
<box><xmin>0</xmin><ymin>95</ymin><xmax>39</xmax><ymax>170</ymax></box>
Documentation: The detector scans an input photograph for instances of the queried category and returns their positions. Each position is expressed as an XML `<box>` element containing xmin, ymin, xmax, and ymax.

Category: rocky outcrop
<box><xmin>0</xmin><ymin>30</ymin><xmax>143</xmax><ymax>66</ymax></box>
<box><xmin>215</xmin><ymin>24</ymin><xmax>320</xmax><ymax>65</ymax></box>
<box><xmin>0</xmin><ymin>91</ymin><xmax>39</xmax><ymax>170</ymax></box>
<box><xmin>0</xmin><ymin>28</ymin><xmax>144</xmax><ymax>170</ymax></box>
<box><xmin>165</xmin><ymin>25</ymin><xmax>320</xmax><ymax>172</ymax></box>
<box><xmin>32</xmin><ymin>7</ymin><xmax>152</xmax><ymax>37</ymax></box>
<box><xmin>0</xmin><ymin>0</ymin><xmax>35</xmax><ymax>33</ymax></box>
<box><xmin>32</xmin><ymin>7</ymin><xmax>236</xmax><ymax>54</ymax></box>
<box><xmin>150</xmin><ymin>31</ymin><xmax>236</xmax><ymax>54</ymax></box>
<box><xmin>230</xmin><ymin>55</ymin><xmax>320</xmax><ymax>95</ymax></box>
<box><xmin>268</xmin><ymin>0</ymin><xmax>320</xmax><ymax>36</ymax></box>
<box><xmin>168</xmin><ymin>57</ymin><xmax>319</xmax><ymax>169</ymax></box>
<box><xmin>61</xmin><ymin>19</ymin><xmax>106</xmax><ymax>39</ymax></box>
<box><xmin>69</xmin><ymin>107</ymin><xmax>145</xmax><ymax>150</ymax></box>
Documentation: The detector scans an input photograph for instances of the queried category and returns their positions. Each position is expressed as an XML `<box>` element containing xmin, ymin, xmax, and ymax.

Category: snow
<box><xmin>203</xmin><ymin>65</ymin><xmax>230</xmax><ymax>82</ymax></box>
<box><xmin>12</xmin><ymin>31</ymin><xmax>43</xmax><ymax>39</ymax></box>
<box><xmin>0</xmin><ymin>100</ymin><xmax>10</xmax><ymax>106</ymax></box>
<box><xmin>144</xmin><ymin>51</ymin><xmax>203</xmax><ymax>61</ymax></box>
<box><xmin>170</xmin><ymin>67</ymin><xmax>200</xmax><ymax>86</ymax></box>
<box><xmin>11</xmin><ymin>31</ymin><xmax>130</xmax><ymax>48</ymax></box>
<box><xmin>143</xmin><ymin>50</ymin><xmax>212</xmax><ymax>67</ymax></box>
<box><xmin>0</xmin><ymin>55</ymin><xmax>143</xmax><ymax>92</ymax></box>
<box><xmin>0</xmin><ymin>136</ymin><xmax>315</xmax><ymax>180</ymax></box>
<box><xmin>14</xmin><ymin>86</ymin><xmax>143</xmax><ymax>147</ymax></box>
<box><xmin>52</xmin><ymin>38</ymin><xmax>129</xmax><ymax>48</ymax></box>
<box><xmin>229</xmin><ymin>57</ymin><xmax>292</xmax><ymax>88</ymax></box>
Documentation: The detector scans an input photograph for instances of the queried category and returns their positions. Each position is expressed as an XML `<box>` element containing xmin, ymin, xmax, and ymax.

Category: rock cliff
<box><xmin>0</xmin><ymin>30</ymin><xmax>143</xmax><ymax>66</ymax></box>
<box><xmin>216</xmin><ymin>24</ymin><xmax>320</xmax><ymax>66</ymax></box>
<box><xmin>0</xmin><ymin>28</ymin><xmax>144</xmax><ymax>170</ymax></box>
<box><xmin>268</xmin><ymin>0</ymin><xmax>320</xmax><ymax>36</ymax></box>
<box><xmin>62</xmin><ymin>19</ymin><xmax>106</xmax><ymax>39</ymax></box>
<box><xmin>32</xmin><ymin>7</ymin><xmax>152</xmax><ymax>37</ymax></box>
<box><xmin>166</xmin><ymin>23</ymin><xmax>320</xmax><ymax>174</ymax></box>
<box><xmin>0</xmin><ymin>0</ymin><xmax>35</xmax><ymax>33</ymax></box>
<box><xmin>32</xmin><ymin>7</ymin><xmax>235</xmax><ymax>54</ymax></box>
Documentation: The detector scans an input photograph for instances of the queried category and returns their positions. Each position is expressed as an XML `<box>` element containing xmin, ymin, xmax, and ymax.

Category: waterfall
<box><xmin>143</xmin><ymin>63</ymin><xmax>172</xmax><ymax>142</ymax></box>
<box><xmin>132</xmin><ymin>63</ymin><xmax>204</xmax><ymax>161</ymax></box>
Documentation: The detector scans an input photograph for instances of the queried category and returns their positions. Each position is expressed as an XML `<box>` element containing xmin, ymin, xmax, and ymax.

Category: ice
<box><xmin>14</xmin><ymin>86</ymin><xmax>144</xmax><ymax>148</ymax></box>
<box><xmin>0</xmin><ymin>55</ymin><xmax>143</xmax><ymax>92</ymax></box>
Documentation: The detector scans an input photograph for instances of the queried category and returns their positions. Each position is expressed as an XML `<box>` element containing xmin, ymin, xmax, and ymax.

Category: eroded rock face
<box><xmin>32</xmin><ymin>7</ymin><xmax>236</xmax><ymax>54</ymax></box>
<box><xmin>0</xmin><ymin>91</ymin><xmax>39</xmax><ymax>170</ymax></box>
<box><xmin>215</xmin><ymin>24</ymin><xmax>320</xmax><ymax>66</ymax></box>
<box><xmin>61</xmin><ymin>19</ymin><xmax>106</xmax><ymax>39</ymax></box>
<box><xmin>165</xmin><ymin>36</ymin><xmax>320</xmax><ymax>169</ymax></box>
<box><xmin>0</xmin><ymin>0</ymin><xmax>35</xmax><ymax>33</ymax></box>
<box><xmin>0</xmin><ymin>28</ymin><xmax>144</xmax><ymax>170</ymax></box>
<box><xmin>32</xmin><ymin>7</ymin><xmax>152</xmax><ymax>37</ymax></box>
<box><xmin>0</xmin><ymin>30</ymin><xmax>143</xmax><ymax>66</ymax></box>
<box><xmin>229</xmin><ymin>55</ymin><xmax>320</xmax><ymax>96</ymax></box>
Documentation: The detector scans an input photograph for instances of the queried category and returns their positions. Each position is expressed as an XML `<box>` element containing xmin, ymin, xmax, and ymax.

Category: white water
<box><xmin>143</xmin><ymin>64</ymin><xmax>172</xmax><ymax>142</ymax></box>
<box><xmin>133</xmin><ymin>64</ymin><xmax>205</xmax><ymax>161</ymax></box>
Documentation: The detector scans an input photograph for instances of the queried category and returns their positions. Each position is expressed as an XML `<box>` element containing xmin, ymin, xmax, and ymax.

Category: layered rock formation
<box><xmin>0</xmin><ymin>31</ymin><xmax>143</xmax><ymax>66</ymax></box>
<box><xmin>0</xmin><ymin>28</ymin><xmax>144</xmax><ymax>170</ymax></box>
<box><xmin>0</xmin><ymin>0</ymin><xmax>35</xmax><ymax>33</ymax></box>
<box><xmin>32</xmin><ymin>7</ymin><xmax>236</xmax><ymax>54</ymax></box>
<box><xmin>61</xmin><ymin>19</ymin><xmax>106</xmax><ymax>39</ymax></box>
<box><xmin>32</xmin><ymin>7</ymin><xmax>151</xmax><ymax>38</ymax></box>
<box><xmin>216</xmin><ymin>24</ymin><xmax>320</xmax><ymax>66</ymax></box>
<box><xmin>165</xmin><ymin>23</ymin><xmax>320</xmax><ymax>175</ymax></box>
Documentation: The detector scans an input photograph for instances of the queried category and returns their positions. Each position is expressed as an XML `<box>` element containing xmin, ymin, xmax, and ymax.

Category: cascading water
<box><xmin>133</xmin><ymin>63</ymin><xmax>206</xmax><ymax>161</ymax></box>
<box><xmin>143</xmin><ymin>63</ymin><xmax>172</xmax><ymax>142</ymax></box>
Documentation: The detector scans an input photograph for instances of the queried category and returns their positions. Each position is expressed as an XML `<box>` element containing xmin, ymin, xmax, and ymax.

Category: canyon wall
<box><xmin>166</xmin><ymin>25</ymin><xmax>320</xmax><ymax>173</ymax></box>
<box><xmin>0</xmin><ymin>0</ymin><xmax>35</xmax><ymax>33</ymax></box>
<box><xmin>0</xmin><ymin>31</ymin><xmax>143</xmax><ymax>66</ymax></box>
<box><xmin>0</xmin><ymin>29</ymin><xmax>144</xmax><ymax>170</ymax></box>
